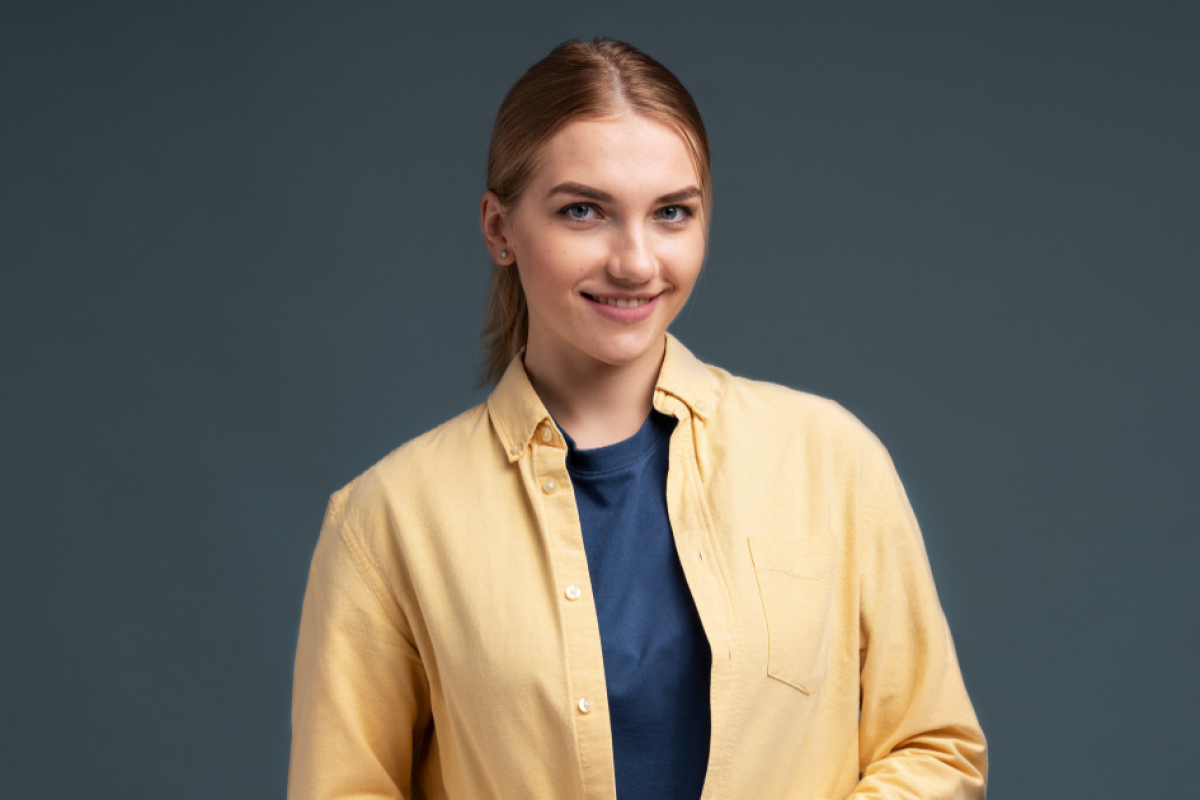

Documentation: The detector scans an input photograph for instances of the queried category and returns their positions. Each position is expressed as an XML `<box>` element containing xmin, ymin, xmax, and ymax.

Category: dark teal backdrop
<box><xmin>3</xmin><ymin>2</ymin><xmax>1196</xmax><ymax>797</ymax></box>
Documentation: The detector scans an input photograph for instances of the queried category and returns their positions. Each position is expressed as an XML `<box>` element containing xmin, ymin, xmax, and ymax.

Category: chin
<box><xmin>577</xmin><ymin>330</ymin><xmax>664</xmax><ymax>368</ymax></box>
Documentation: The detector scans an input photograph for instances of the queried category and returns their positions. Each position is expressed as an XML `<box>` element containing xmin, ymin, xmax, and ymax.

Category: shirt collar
<box><xmin>487</xmin><ymin>332</ymin><xmax>717</xmax><ymax>463</ymax></box>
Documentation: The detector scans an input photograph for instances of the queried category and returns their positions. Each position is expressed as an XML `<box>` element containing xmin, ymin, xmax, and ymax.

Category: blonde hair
<box><xmin>480</xmin><ymin>38</ymin><xmax>712</xmax><ymax>385</ymax></box>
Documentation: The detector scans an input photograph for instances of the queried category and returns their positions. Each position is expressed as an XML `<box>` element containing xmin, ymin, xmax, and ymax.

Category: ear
<box><xmin>480</xmin><ymin>190</ymin><xmax>513</xmax><ymax>264</ymax></box>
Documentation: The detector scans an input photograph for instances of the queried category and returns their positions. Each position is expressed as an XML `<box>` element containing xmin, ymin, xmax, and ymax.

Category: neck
<box><xmin>523</xmin><ymin>335</ymin><xmax>666</xmax><ymax>450</ymax></box>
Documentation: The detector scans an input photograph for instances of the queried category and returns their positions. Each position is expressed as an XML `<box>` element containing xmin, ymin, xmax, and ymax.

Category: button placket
<box><xmin>528</xmin><ymin>437</ymin><xmax>613</xmax><ymax>793</ymax></box>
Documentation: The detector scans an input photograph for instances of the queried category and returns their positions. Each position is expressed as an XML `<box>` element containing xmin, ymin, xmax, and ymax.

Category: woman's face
<box><xmin>485</xmin><ymin>114</ymin><xmax>707</xmax><ymax>374</ymax></box>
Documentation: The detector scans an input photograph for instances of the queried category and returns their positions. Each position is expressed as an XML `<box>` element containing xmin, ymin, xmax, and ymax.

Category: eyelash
<box><xmin>557</xmin><ymin>203</ymin><xmax>695</xmax><ymax>223</ymax></box>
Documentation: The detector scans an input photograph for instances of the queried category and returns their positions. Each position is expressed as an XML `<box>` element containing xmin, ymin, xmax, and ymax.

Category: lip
<box><xmin>582</xmin><ymin>291</ymin><xmax>662</xmax><ymax>323</ymax></box>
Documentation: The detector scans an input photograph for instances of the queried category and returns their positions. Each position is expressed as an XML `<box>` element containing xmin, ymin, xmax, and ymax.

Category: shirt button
<box><xmin>565</xmin><ymin>585</ymin><xmax>581</xmax><ymax>601</ymax></box>
<box><xmin>578</xmin><ymin>697</ymin><xmax>593</xmax><ymax>714</ymax></box>
<box><xmin>543</xmin><ymin>478</ymin><xmax>558</xmax><ymax>494</ymax></box>
<box><xmin>695</xmin><ymin>400</ymin><xmax>705</xmax><ymax>410</ymax></box>
<box><xmin>510</xmin><ymin>444</ymin><xmax>521</xmax><ymax>456</ymax></box>
<box><xmin>540</xmin><ymin>428</ymin><xmax>553</xmax><ymax>443</ymax></box>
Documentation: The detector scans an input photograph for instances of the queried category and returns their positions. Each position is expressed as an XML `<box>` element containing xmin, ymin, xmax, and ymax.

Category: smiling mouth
<box><xmin>582</xmin><ymin>293</ymin><xmax>657</xmax><ymax>309</ymax></box>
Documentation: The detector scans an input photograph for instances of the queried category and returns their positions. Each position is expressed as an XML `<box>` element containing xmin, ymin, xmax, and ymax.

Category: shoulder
<box><xmin>663</xmin><ymin>335</ymin><xmax>886</xmax><ymax>465</ymax></box>
<box><xmin>326</xmin><ymin>401</ymin><xmax>500</xmax><ymax>537</ymax></box>
<box><xmin>707</xmin><ymin>365</ymin><xmax>887</xmax><ymax>464</ymax></box>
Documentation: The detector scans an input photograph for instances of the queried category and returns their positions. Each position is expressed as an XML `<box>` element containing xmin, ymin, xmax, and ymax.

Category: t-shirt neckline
<box><xmin>559</xmin><ymin>411</ymin><xmax>675</xmax><ymax>477</ymax></box>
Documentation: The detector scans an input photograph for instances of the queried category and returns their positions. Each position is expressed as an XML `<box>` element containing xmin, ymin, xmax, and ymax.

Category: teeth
<box><xmin>594</xmin><ymin>296</ymin><xmax>650</xmax><ymax>308</ymax></box>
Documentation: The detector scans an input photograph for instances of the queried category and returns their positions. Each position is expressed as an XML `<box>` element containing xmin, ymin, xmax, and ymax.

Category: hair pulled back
<box><xmin>480</xmin><ymin>38</ymin><xmax>711</xmax><ymax>385</ymax></box>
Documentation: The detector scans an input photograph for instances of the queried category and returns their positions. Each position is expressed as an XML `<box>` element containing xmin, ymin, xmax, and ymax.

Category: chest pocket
<box><xmin>747</xmin><ymin>534</ymin><xmax>836</xmax><ymax>694</ymax></box>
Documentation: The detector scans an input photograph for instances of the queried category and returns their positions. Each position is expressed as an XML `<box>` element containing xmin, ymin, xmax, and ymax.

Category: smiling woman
<box><xmin>288</xmin><ymin>38</ymin><xmax>987</xmax><ymax>800</ymax></box>
<box><xmin>482</xmin><ymin>113</ymin><xmax>706</xmax><ymax>447</ymax></box>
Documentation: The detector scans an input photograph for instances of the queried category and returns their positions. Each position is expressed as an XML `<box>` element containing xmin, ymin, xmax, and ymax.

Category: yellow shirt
<box><xmin>289</xmin><ymin>334</ymin><xmax>987</xmax><ymax>799</ymax></box>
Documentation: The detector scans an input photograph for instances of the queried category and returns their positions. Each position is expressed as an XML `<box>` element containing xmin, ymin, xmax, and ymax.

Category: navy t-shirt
<box><xmin>561</xmin><ymin>410</ymin><xmax>711</xmax><ymax>800</ymax></box>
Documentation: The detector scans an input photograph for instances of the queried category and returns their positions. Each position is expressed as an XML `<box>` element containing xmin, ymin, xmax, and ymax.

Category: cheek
<box><xmin>517</xmin><ymin>227</ymin><xmax>600</xmax><ymax>290</ymax></box>
<box><xmin>514</xmin><ymin>236</ymin><xmax>582</xmax><ymax>306</ymax></box>
<box><xmin>660</xmin><ymin>234</ymin><xmax>706</xmax><ymax>288</ymax></box>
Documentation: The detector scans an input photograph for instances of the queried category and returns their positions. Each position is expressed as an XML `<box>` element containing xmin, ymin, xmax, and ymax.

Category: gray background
<box><xmin>3</xmin><ymin>2</ymin><xmax>1197</xmax><ymax>797</ymax></box>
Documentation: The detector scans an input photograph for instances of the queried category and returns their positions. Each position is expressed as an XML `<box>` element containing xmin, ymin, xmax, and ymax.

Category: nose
<box><xmin>606</xmin><ymin>223</ymin><xmax>656</xmax><ymax>284</ymax></box>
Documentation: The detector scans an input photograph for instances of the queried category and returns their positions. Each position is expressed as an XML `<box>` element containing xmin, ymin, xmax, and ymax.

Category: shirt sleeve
<box><xmin>288</xmin><ymin>491</ymin><xmax>432</xmax><ymax>800</ymax></box>
<box><xmin>850</xmin><ymin>438</ymin><xmax>988</xmax><ymax>799</ymax></box>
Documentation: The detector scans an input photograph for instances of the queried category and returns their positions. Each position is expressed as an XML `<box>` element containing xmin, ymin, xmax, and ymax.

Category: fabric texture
<box><xmin>288</xmin><ymin>333</ymin><xmax>988</xmax><ymax>800</ymax></box>
<box><xmin>562</xmin><ymin>409</ymin><xmax>711</xmax><ymax>800</ymax></box>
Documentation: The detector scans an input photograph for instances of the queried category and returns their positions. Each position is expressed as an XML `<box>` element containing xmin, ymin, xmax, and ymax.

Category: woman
<box><xmin>289</xmin><ymin>38</ymin><xmax>987</xmax><ymax>800</ymax></box>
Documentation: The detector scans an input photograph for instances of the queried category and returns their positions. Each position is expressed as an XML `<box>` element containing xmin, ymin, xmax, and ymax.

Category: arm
<box><xmin>288</xmin><ymin>492</ymin><xmax>432</xmax><ymax>800</ymax></box>
<box><xmin>851</xmin><ymin>440</ymin><xmax>988</xmax><ymax>799</ymax></box>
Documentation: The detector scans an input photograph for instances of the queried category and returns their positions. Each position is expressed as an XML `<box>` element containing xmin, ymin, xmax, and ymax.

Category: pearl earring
<box><xmin>500</xmin><ymin>250</ymin><xmax>508</xmax><ymax>259</ymax></box>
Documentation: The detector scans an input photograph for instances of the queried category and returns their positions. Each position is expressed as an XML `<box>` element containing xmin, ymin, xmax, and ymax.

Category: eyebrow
<box><xmin>547</xmin><ymin>182</ymin><xmax>702</xmax><ymax>205</ymax></box>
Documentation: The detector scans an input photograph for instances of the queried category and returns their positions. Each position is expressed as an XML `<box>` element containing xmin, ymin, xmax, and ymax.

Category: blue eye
<box><xmin>659</xmin><ymin>205</ymin><xmax>692</xmax><ymax>222</ymax></box>
<box><xmin>566</xmin><ymin>204</ymin><xmax>592</xmax><ymax>220</ymax></box>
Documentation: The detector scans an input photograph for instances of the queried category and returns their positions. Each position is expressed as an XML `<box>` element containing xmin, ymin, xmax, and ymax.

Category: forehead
<box><xmin>532</xmin><ymin>115</ymin><xmax>699</xmax><ymax>197</ymax></box>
